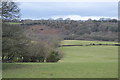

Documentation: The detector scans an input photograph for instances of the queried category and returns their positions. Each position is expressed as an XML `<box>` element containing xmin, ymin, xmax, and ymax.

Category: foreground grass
<box><xmin>3</xmin><ymin>40</ymin><xmax>118</xmax><ymax>78</ymax></box>
<box><xmin>3</xmin><ymin>62</ymin><xmax>117</xmax><ymax>78</ymax></box>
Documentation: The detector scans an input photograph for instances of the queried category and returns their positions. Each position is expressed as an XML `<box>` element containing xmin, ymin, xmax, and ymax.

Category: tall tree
<box><xmin>2</xmin><ymin>0</ymin><xmax>20</xmax><ymax>21</ymax></box>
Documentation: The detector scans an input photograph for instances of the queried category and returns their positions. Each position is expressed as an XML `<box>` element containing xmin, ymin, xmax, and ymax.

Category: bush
<box><xmin>46</xmin><ymin>50</ymin><xmax>63</xmax><ymax>62</ymax></box>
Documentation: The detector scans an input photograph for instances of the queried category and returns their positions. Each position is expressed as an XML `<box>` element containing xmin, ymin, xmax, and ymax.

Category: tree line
<box><xmin>21</xmin><ymin>19</ymin><xmax>118</xmax><ymax>41</ymax></box>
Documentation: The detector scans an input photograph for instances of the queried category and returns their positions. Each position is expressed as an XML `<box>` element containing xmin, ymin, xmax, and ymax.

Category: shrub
<box><xmin>46</xmin><ymin>50</ymin><xmax>63</xmax><ymax>62</ymax></box>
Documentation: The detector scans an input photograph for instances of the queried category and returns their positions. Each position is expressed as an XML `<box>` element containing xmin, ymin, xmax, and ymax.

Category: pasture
<box><xmin>2</xmin><ymin>40</ymin><xmax>118</xmax><ymax>78</ymax></box>
<box><xmin>7</xmin><ymin>22</ymin><xmax>22</xmax><ymax>25</ymax></box>
<box><xmin>61</xmin><ymin>40</ymin><xmax>118</xmax><ymax>45</ymax></box>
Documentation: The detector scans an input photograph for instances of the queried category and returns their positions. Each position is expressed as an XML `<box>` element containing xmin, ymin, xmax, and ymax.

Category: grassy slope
<box><xmin>3</xmin><ymin>40</ymin><xmax>118</xmax><ymax>78</ymax></box>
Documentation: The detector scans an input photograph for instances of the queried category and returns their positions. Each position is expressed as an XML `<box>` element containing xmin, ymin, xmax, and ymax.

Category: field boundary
<box><xmin>61</xmin><ymin>44</ymin><xmax>120</xmax><ymax>47</ymax></box>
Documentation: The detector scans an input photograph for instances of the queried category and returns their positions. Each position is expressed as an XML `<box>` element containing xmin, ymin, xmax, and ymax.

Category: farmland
<box><xmin>2</xmin><ymin>40</ymin><xmax>118</xmax><ymax>78</ymax></box>
<box><xmin>61</xmin><ymin>40</ymin><xmax>118</xmax><ymax>45</ymax></box>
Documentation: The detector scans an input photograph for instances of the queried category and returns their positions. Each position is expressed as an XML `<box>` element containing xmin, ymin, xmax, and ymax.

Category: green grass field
<box><xmin>61</xmin><ymin>40</ymin><xmax>119</xmax><ymax>45</ymax></box>
<box><xmin>2</xmin><ymin>40</ymin><xmax>118</xmax><ymax>78</ymax></box>
<box><xmin>7</xmin><ymin>22</ymin><xmax>22</xmax><ymax>25</ymax></box>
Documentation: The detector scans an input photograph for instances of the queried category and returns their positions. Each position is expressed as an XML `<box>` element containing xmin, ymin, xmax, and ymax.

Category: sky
<box><xmin>17</xmin><ymin>0</ymin><xmax>118</xmax><ymax>20</ymax></box>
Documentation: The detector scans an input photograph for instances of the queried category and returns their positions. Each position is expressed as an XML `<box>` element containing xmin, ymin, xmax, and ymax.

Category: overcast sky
<box><xmin>18</xmin><ymin>1</ymin><xmax>118</xmax><ymax>20</ymax></box>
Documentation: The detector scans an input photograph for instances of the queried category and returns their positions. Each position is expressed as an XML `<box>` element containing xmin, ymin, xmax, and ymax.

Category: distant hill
<box><xmin>21</xmin><ymin>20</ymin><xmax>118</xmax><ymax>41</ymax></box>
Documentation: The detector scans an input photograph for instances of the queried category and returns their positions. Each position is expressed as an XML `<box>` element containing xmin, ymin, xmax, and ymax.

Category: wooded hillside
<box><xmin>21</xmin><ymin>19</ymin><xmax>118</xmax><ymax>41</ymax></box>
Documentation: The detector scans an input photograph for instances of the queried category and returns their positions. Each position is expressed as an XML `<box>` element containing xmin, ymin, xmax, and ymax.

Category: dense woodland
<box><xmin>21</xmin><ymin>19</ymin><xmax>118</xmax><ymax>41</ymax></box>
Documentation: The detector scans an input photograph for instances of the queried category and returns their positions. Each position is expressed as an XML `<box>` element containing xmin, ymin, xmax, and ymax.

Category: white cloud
<box><xmin>3</xmin><ymin>0</ymin><xmax>119</xmax><ymax>2</ymax></box>
<box><xmin>51</xmin><ymin>15</ymin><xmax>117</xmax><ymax>20</ymax></box>
<box><xmin>21</xmin><ymin>15</ymin><xmax>117</xmax><ymax>20</ymax></box>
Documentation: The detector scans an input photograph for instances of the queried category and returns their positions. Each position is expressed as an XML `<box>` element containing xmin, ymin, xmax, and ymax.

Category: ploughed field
<box><xmin>3</xmin><ymin>40</ymin><xmax>118</xmax><ymax>78</ymax></box>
